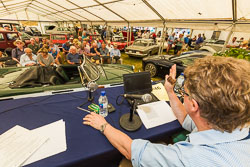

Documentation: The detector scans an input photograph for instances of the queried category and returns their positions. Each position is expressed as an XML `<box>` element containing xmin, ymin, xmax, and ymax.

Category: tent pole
<box><xmin>130</xmin><ymin>26</ymin><xmax>133</xmax><ymax>42</ymax></box>
<box><xmin>158</xmin><ymin>22</ymin><xmax>166</xmax><ymax>55</ymax></box>
<box><xmin>127</xmin><ymin>23</ymin><xmax>129</xmax><ymax>47</ymax></box>
<box><xmin>221</xmin><ymin>24</ymin><xmax>235</xmax><ymax>52</ymax></box>
<box><xmin>38</xmin><ymin>15</ymin><xmax>43</xmax><ymax>34</ymax></box>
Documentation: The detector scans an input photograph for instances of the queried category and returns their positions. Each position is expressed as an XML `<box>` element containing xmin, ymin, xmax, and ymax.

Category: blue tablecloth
<box><xmin>0</xmin><ymin>86</ymin><xmax>182</xmax><ymax>167</ymax></box>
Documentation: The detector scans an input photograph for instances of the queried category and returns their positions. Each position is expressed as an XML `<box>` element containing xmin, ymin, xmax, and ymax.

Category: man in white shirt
<box><xmin>227</xmin><ymin>37</ymin><xmax>239</xmax><ymax>48</ymax></box>
<box><xmin>20</xmin><ymin>48</ymin><xmax>37</xmax><ymax>67</ymax></box>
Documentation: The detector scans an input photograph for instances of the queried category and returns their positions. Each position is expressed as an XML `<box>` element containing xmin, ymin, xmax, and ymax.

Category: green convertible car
<box><xmin>0</xmin><ymin>57</ymin><xmax>134</xmax><ymax>98</ymax></box>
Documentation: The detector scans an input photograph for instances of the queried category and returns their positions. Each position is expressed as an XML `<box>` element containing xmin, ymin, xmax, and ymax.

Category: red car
<box><xmin>111</xmin><ymin>35</ymin><xmax>133</xmax><ymax>51</ymax></box>
<box><xmin>0</xmin><ymin>31</ymin><xmax>30</xmax><ymax>55</ymax></box>
<box><xmin>50</xmin><ymin>34</ymin><xmax>68</xmax><ymax>50</ymax></box>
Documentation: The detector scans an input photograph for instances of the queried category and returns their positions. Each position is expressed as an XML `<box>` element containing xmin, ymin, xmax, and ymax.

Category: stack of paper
<box><xmin>0</xmin><ymin>119</ymin><xmax>67</xmax><ymax>167</ymax></box>
<box><xmin>137</xmin><ymin>101</ymin><xmax>177</xmax><ymax>129</ymax></box>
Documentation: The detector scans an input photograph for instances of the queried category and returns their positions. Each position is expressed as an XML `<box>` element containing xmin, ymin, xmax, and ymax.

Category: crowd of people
<box><xmin>8</xmin><ymin>35</ymin><xmax>121</xmax><ymax>67</ymax></box>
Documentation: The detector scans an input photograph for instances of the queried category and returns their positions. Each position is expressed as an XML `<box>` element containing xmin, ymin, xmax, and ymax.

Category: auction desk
<box><xmin>0</xmin><ymin>85</ymin><xmax>182</xmax><ymax>167</ymax></box>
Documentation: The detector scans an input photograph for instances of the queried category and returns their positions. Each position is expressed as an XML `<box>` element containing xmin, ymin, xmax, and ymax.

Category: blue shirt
<box><xmin>110</xmin><ymin>49</ymin><xmax>121</xmax><ymax>58</ymax></box>
<box><xmin>66</xmin><ymin>53</ymin><xmax>81</xmax><ymax>63</ymax></box>
<box><xmin>184</xmin><ymin>37</ymin><xmax>189</xmax><ymax>44</ymax></box>
<box><xmin>131</xmin><ymin>115</ymin><xmax>250</xmax><ymax>167</ymax></box>
<box><xmin>62</xmin><ymin>43</ymin><xmax>70</xmax><ymax>51</ymax></box>
<box><xmin>196</xmin><ymin>37</ymin><xmax>204</xmax><ymax>44</ymax></box>
<box><xmin>168</xmin><ymin>36</ymin><xmax>174</xmax><ymax>44</ymax></box>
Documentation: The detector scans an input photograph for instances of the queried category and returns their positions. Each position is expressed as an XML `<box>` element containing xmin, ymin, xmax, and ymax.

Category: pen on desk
<box><xmin>77</xmin><ymin>107</ymin><xmax>91</xmax><ymax>113</ymax></box>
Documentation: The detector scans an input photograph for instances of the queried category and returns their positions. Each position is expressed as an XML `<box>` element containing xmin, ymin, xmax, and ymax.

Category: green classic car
<box><xmin>0</xmin><ymin>57</ymin><xmax>134</xmax><ymax>98</ymax></box>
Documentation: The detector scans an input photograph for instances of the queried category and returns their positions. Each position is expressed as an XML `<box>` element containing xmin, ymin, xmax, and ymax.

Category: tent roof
<box><xmin>0</xmin><ymin>0</ymin><xmax>250</xmax><ymax>25</ymax></box>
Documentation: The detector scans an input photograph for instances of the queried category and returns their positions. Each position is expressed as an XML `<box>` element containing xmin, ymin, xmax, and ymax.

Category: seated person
<box><xmin>100</xmin><ymin>43</ymin><xmax>110</xmax><ymax>64</ymax></box>
<box><xmin>240</xmin><ymin>40</ymin><xmax>249</xmax><ymax>50</ymax></box>
<box><xmin>90</xmin><ymin>43</ymin><xmax>101</xmax><ymax>64</ymax></box>
<box><xmin>48</xmin><ymin>40</ymin><xmax>61</xmax><ymax>65</ymax></box>
<box><xmin>37</xmin><ymin>48</ymin><xmax>54</xmax><ymax>67</ymax></box>
<box><xmin>227</xmin><ymin>37</ymin><xmax>240</xmax><ymax>48</ymax></box>
<box><xmin>110</xmin><ymin>44</ymin><xmax>121</xmax><ymax>64</ymax></box>
<box><xmin>79</xmin><ymin>41</ymin><xmax>91</xmax><ymax>59</ymax></box>
<box><xmin>28</xmin><ymin>38</ymin><xmax>40</xmax><ymax>54</ymax></box>
<box><xmin>83</xmin><ymin>56</ymin><xmax>250</xmax><ymax>167</ymax></box>
<box><xmin>12</xmin><ymin>39</ymin><xmax>25</xmax><ymax>65</ymax></box>
<box><xmin>39</xmin><ymin>37</ymin><xmax>49</xmax><ymax>49</ymax></box>
<box><xmin>106</xmin><ymin>41</ymin><xmax>114</xmax><ymax>53</ymax></box>
<box><xmin>62</xmin><ymin>41</ymin><xmax>70</xmax><ymax>55</ymax></box>
<box><xmin>20</xmin><ymin>48</ymin><xmax>37</xmax><ymax>67</ymax></box>
<box><xmin>66</xmin><ymin>46</ymin><xmax>82</xmax><ymax>65</ymax></box>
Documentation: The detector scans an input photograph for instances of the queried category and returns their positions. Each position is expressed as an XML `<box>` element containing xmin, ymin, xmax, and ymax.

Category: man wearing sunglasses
<box><xmin>83</xmin><ymin>56</ymin><xmax>250</xmax><ymax>167</ymax></box>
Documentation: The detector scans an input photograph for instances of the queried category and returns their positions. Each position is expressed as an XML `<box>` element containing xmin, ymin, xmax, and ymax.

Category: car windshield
<box><xmin>113</xmin><ymin>37</ymin><xmax>125</xmax><ymax>42</ymax></box>
<box><xmin>52</xmin><ymin>35</ymin><xmax>66</xmax><ymax>40</ymax></box>
<box><xmin>172</xmin><ymin>57</ymin><xmax>198</xmax><ymax>66</ymax></box>
<box><xmin>6</xmin><ymin>33</ymin><xmax>19</xmax><ymax>40</ymax></box>
<box><xmin>133</xmin><ymin>40</ymin><xmax>148</xmax><ymax>47</ymax></box>
<box><xmin>30</xmin><ymin>27</ymin><xmax>38</xmax><ymax>31</ymax></box>
<box><xmin>21</xmin><ymin>32</ymin><xmax>31</xmax><ymax>40</ymax></box>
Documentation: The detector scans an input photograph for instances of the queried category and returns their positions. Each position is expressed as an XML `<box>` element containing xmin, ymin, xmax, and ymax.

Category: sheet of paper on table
<box><xmin>137</xmin><ymin>101</ymin><xmax>177</xmax><ymax>129</ymax></box>
<box><xmin>152</xmin><ymin>83</ymin><xmax>169</xmax><ymax>101</ymax></box>
<box><xmin>23</xmin><ymin>119</ymin><xmax>67</xmax><ymax>166</ymax></box>
<box><xmin>0</xmin><ymin>125</ymin><xmax>48</xmax><ymax>167</ymax></box>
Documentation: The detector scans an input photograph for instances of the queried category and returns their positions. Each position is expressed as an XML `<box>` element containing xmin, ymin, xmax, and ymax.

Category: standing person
<box><xmin>12</xmin><ymin>40</ymin><xmax>25</xmax><ymax>64</ymax></box>
<box><xmin>37</xmin><ymin>48</ymin><xmax>54</xmax><ymax>66</ymax></box>
<box><xmin>101</xmin><ymin>27</ymin><xmax>107</xmax><ymax>41</ymax></box>
<box><xmin>48</xmin><ymin>40</ymin><xmax>61</xmax><ymax>65</ymax></box>
<box><xmin>83</xmin><ymin>56</ymin><xmax>250</xmax><ymax>167</ymax></box>
<box><xmin>157</xmin><ymin>31</ymin><xmax>161</xmax><ymax>38</ymax></box>
<box><xmin>137</xmin><ymin>29</ymin><xmax>142</xmax><ymax>38</ymax></box>
<box><xmin>183</xmin><ymin>35</ymin><xmax>190</xmax><ymax>50</ymax></box>
<box><xmin>75</xmin><ymin>26</ymin><xmax>79</xmax><ymax>37</ymax></box>
<box><xmin>28</xmin><ymin>38</ymin><xmax>40</xmax><ymax>54</ymax></box>
<box><xmin>167</xmin><ymin>33</ymin><xmax>175</xmax><ymax>54</ymax></box>
<box><xmin>110</xmin><ymin>44</ymin><xmax>121</xmax><ymax>64</ymax></box>
<box><xmin>174</xmin><ymin>34</ymin><xmax>184</xmax><ymax>56</ymax></box>
<box><xmin>202</xmin><ymin>33</ymin><xmax>206</xmax><ymax>40</ymax></box>
<box><xmin>20</xmin><ymin>48</ymin><xmax>37</xmax><ymax>67</ymax></box>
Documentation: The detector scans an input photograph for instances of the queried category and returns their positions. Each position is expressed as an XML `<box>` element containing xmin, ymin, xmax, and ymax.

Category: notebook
<box><xmin>123</xmin><ymin>71</ymin><xmax>159</xmax><ymax>105</ymax></box>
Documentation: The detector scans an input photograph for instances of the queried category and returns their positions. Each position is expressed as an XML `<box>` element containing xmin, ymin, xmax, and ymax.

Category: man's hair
<box><xmin>184</xmin><ymin>56</ymin><xmax>250</xmax><ymax>132</ymax></box>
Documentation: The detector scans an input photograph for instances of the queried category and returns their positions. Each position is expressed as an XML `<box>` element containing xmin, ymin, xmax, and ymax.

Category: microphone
<box><xmin>87</xmin><ymin>82</ymin><xmax>98</xmax><ymax>92</ymax></box>
<box><xmin>87</xmin><ymin>82</ymin><xmax>98</xmax><ymax>101</ymax></box>
<box><xmin>123</xmin><ymin>93</ymin><xmax>152</xmax><ymax>103</ymax></box>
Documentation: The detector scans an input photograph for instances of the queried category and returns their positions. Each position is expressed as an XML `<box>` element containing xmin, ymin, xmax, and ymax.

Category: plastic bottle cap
<box><xmin>101</xmin><ymin>91</ymin><xmax>106</xmax><ymax>96</ymax></box>
<box><xmin>180</xmin><ymin>72</ymin><xmax>184</xmax><ymax>76</ymax></box>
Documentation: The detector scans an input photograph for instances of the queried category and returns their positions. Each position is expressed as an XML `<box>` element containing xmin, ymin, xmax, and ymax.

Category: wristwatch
<box><xmin>100</xmin><ymin>123</ymin><xmax>109</xmax><ymax>134</ymax></box>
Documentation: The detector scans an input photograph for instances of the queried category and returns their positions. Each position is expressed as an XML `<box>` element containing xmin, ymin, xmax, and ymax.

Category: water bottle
<box><xmin>98</xmin><ymin>91</ymin><xmax>108</xmax><ymax>117</ymax></box>
<box><xmin>174</xmin><ymin>72</ymin><xmax>185</xmax><ymax>92</ymax></box>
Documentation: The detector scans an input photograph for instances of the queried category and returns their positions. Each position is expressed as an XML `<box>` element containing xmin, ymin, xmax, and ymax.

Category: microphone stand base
<box><xmin>119</xmin><ymin>113</ymin><xmax>142</xmax><ymax>131</ymax></box>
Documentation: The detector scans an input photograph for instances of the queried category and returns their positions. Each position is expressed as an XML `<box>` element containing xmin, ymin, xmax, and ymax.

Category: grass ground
<box><xmin>121</xmin><ymin>50</ymin><xmax>173</xmax><ymax>81</ymax></box>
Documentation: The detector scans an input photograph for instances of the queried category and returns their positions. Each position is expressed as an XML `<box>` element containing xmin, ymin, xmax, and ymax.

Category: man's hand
<box><xmin>83</xmin><ymin>112</ymin><xmax>107</xmax><ymax>130</ymax></box>
<box><xmin>164</xmin><ymin>64</ymin><xmax>176</xmax><ymax>92</ymax></box>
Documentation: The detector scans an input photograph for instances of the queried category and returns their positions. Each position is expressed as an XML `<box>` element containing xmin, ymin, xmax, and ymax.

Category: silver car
<box><xmin>125</xmin><ymin>39</ymin><xmax>159</xmax><ymax>57</ymax></box>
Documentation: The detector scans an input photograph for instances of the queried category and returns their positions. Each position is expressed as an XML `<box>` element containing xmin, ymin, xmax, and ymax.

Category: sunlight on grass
<box><xmin>121</xmin><ymin>52</ymin><xmax>169</xmax><ymax>81</ymax></box>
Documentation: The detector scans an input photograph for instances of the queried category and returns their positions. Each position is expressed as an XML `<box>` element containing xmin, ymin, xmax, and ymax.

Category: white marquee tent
<box><xmin>0</xmin><ymin>0</ymin><xmax>250</xmax><ymax>41</ymax></box>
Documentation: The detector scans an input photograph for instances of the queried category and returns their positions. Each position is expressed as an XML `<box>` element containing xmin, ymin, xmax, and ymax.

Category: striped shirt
<box><xmin>131</xmin><ymin>115</ymin><xmax>250</xmax><ymax>167</ymax></box>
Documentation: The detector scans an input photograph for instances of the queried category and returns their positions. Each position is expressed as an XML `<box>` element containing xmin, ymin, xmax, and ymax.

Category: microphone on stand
<box><xmin>87</xmin><ymin>82</ymin><xmax>98</xmax><ymax>102</ymax></box>
<box><xmin>122</xmin><ymin>94</ymin><xmax>152</xmax><ymax>103</ymax></box>
<box><xmin>120</xmin><ymin>93</ymin><xmax>152</xmax><ymax>131</ymax></box>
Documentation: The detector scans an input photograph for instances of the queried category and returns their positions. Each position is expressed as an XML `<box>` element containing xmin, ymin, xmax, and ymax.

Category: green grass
<box><xmin>121</xmin><ymin>51</ymin><xmax>170</xmax><ymax>81</ymax></box>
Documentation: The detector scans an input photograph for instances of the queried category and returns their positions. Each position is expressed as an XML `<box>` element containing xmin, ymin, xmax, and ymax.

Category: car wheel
<box><xmin>145</xmin><ymin>63</ymin><xmax>157</xmax><ymax>77</ymax></box>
